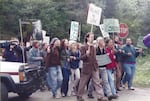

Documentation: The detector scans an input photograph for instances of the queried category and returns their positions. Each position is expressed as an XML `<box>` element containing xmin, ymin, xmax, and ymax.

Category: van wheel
<box><xmin>1</xmin><ymin>82</ymin><xmax>8</xmax><ymax>101</ymax></box>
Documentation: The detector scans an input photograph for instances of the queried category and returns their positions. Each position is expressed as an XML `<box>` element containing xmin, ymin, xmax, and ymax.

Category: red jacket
<box><xmin>105</xmin><ymin>47</ymin><xmax>116</xmax><ymax>69</ymax></box>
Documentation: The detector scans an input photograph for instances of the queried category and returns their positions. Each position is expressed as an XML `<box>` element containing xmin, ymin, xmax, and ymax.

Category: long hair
<box><xmin>84</xmin><ymin>32</ymin><xmax>93</xmax><ymax>44</ymax></box>
<box><xmin>61</xmin><ymin>39</ymin><xmax>68</xmax><ymax>50</ymax></box>
<box><xmin>105</xmin><ymin>38</ymin><xmax>112</xmax><ymax>47</ymax></box>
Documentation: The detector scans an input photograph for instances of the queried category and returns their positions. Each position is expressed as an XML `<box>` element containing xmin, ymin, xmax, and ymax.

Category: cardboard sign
<box><xmin>70</xmin><ymin>21</ymin><xmax>79</xmax><ymax>41</ymax></box>
<box><xmin>96</xmin><ymin>54</ymin><xmax>111</xmax><ymax>66</ymax></box>
<box><xmin>87</xmin><ymin>3</ymin><xmax>102</xmax><ymax>26</ymax></box>
<box><xmin>99</xmin><ymin>24</ymin><xmax>110</xmax><ymax>38</ymax></box>
<box><xmin>104</xmin><ymin>19</ymin><xmax>120</xmax><ymax>33</ymax></box>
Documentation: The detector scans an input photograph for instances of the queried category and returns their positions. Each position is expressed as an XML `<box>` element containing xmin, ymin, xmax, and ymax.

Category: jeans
<box><xmin>48</xmin><ymin>66</ymin><xmax>63</xmax><ymax>96</ymax></box>
<box><xmin>46</xmin><ymin>73</ymin><xmax>51</xmax><ymax>89</ymax></box>
<box><xmin>122</xmin><ymin>63</ymin><xmax>136</xmax><ymax>88</ymax></box>
<box><xmin>100</xmin><ymin>68</ymin><xmax>112</xmax><ymax>96</ymax></box>
<box><xmin>107</xmin><ymin>69</ymin><xmax>116</xmax><ymax>95</ymax></box>
<box><xmin>61</xmin><ymin>68</ymin><xmax>70</xmax><ymax>96</ymax></box>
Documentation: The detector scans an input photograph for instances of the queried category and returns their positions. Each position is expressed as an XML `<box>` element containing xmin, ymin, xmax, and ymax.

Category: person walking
<box><xmin>76</xmin><ymin>32</ymin><xmax>108</xmax><ymax>101</ymax></box>
<box><xmin>45</xmin><ymin>37</ymin><xmax>63</xmax><ymax>98</ymax></box>
<box><xmin>60</xmin><ymin>39</ymin><xmax>70</xmax><ymax>97</ymax></box>
<box><xmin>105</xmin><ymin>39</ymin><xmax>118</xmax><ymax>97</ymax></box>
<box><xmin>69</xmin><ymin>42</ymin><xmax>80</xmax><ymax>96</ymax></box>
<box><xmin>122</xmin><ymin>38</ymin><xmax>142</xmax><ymax>90</ymax></box>
<box><xmin>114</xmin><ymin>36</ymin><xmax>123</xmax><ymax>91</ymax></box>
<box><xmin>97</xmin><ymin>37</ymin><xmax>118</xmax><ymax>100</ymax></box>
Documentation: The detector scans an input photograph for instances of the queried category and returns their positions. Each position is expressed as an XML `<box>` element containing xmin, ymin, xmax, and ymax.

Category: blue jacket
<box><xmin>3</xmin><ymin>48</ymin><xmax>18</xmax><ymax>62</ymax></box>
<box><xmin>122</xmin><ymin>44</ymin><xmax>139</xmax><ymax>63</ymax></box>
<box><xmin>69</xmin><ymin>50</ymin><xmax>80</xmax><ymax>69</ymax></box>
<box><xmin>28</xmin><ymin>47</ymin><xmax>41</xmax><ymax>66</ymax></box>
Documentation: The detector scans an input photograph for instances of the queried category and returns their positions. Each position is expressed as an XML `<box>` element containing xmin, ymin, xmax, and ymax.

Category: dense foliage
<box><xmin>0</xmin><ymin>0</ymin><xmax>150</xmax><ymax>43</ymax></box>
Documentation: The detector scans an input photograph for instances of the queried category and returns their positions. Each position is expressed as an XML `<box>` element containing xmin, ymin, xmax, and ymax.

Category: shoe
<box><xmin>61</xmin><ymin>93</ymin><xmax>67</xmax><ymax>97</ymax></box>
<box><xmin>53</xmin><ymin>94</ymin><xmax>61</xmax><ymax>99</ymax></box>
<box><xmin>87</xmin><ymin>94</ymin><xmax>94</xmax><ymax>99</ymax></box>
<box><xmin>71</xmin><ymin>91</ymin><xmax>76</xmax><ymax>96</ymax></box>
<box><xmin>128</xmin><ymin>87</ymin><xmax>135</xmax><ymax>90</ymax></box>
<box><xmin>117</xmin><ymin>87</ymin><xmax>122</xmax><ymax>91</ymax></box>
<box><xmin>108</xmin><ymin>95</ymin><xmax>118</xmax><ymax>100</ymax></box>
<box><xmin>77</xmin><ymin>96</ymin><xmax>84</xmax><ymax>101</ymax></box>
<box><xmin>109</xmin><ymin>94</ymin><xmax>118</xmax><ymax>100</ymax></box>
<box><xmin>97</xmin><ymin>97</ymin><xmax>108</xmax><ymax>101</ymax></box>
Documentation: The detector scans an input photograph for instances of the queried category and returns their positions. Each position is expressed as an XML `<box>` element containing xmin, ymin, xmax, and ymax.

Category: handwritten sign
<box><xmin>87</xmin><ymin>3</ymin><xmax>102</xmax><ymax>26</ymax></box>
<box><xmin>70</xmin><ymin>21</ymin><xmax>79</xmax><ymax>41</ymax></box>
<box><xmin>99</xmin><ymin>24</ymin><xmax>110</xmax><ymax>38</ymax></box>
<box><xmin>96</xmin><ymin>54</ymin><xmax>111</xmax><ymax>66</ymax></box>
<box><xmin>104</xmin><ymin>19</ymin><xmax>120</xmax><ymax>33</ymax></box>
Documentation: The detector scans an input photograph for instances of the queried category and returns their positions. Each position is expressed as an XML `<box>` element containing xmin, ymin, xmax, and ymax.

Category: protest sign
<box><xmin>96</xmin><ymin>54</ymin><xmax>111</xmax><ymax>66</ymax></box>
<box><xmin>99</xmin><ymin>24</ymin><xmax>110</xmax><ymax>38</ymax></box>
<box><xmin>104</xmin><ymin>19</ymin><xmax>120</xmax><ymax>33</ymax></box>
<box><xmin>70</xmin><ymin>21</ymin><xmax>79</xmax><ymax>41</ymax></box>
<box><xmin>87</xmin><ymin>3</ymin><xmax>102</xmax><ymax>26</ymax></box>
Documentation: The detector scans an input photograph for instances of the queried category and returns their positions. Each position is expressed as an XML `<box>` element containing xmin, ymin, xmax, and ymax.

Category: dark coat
<box><xmin>80</xmin><ymin>44</ymin><xmax>98</xmax><ymax>74</ymax></box>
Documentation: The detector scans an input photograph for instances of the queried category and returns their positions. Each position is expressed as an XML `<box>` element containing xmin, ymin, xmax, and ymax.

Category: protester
<box><xmin>122</xmin><ymin>38</ymin><xmax>142</xmax><ymax>90</ymax></box>
<box><xmin>28</xmin><ymin>40</ymin><xmax>43</xmax><ymax>66</ymax></box>
<box><xmin>3</xmin><ymin>42</ymin><xmax>18</xmax><ymax>62</ymax></box>
<box><xmin>69</xmin><ymin>41</ymin><xmax>80</xmax><ymax>96</ymax></box>
<box><xmin>14</xmin><ymin>40</ymin><xmax>32</xmax><ymax>63</ymax></box>
<box><xmin>114</xmin><ymin>36</ymin><xmax>123</xmax><ymax>91</ymax></box>
<box><xmin>45</xmin><ymin>37</ymin><xmax>63</xmax><ymax>98</ymax></box>
<box><xmin>40</xmin><ymin>43</ymin><xmax>48</xmax><ymax>66</ymax></box>
<box><xmin>60</xmin><ymin>39</ymin><xmax>70</xmax><ymax>97</ymax></box>
<box><xmin>39</xmin><ymin>43</ymin><xmax>48</xmax><ymax>91</ymax></box>
<box><xmin>105</xmin><ymin>39</ymin><xmax>118</xmax><ymax>97</ymax></box>
<box><xmin>97</xmin><ymin>37</ymin><xmax>118</xmax><ymax>100</ymax></box>
<box><xmin>77</xmin><ymin>32</ymin><xmax>108</xmax><ymax>101</ymax></box>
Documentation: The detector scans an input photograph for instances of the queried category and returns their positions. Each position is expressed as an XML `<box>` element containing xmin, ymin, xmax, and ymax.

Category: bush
<box><xmin>133</xmin><ymin>53</ymin><xmax>150</xmax><ymax>87</ymax></box>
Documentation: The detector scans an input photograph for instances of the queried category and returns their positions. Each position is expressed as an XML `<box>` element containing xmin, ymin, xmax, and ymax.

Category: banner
<box><xmin>96</xmin><ymin>54</ymin><xmax>111</xmax><ymax>66</ymax></box>
<box><xmin>70</xmin><ymin>21</ymin><xmax>79</xmax><ymax>41</ymax></box>
<box><xmin>104</xmin><ymin>19</ymin><xmax>120</xmax><ymax>33</ymax></box>
<box><xmin>99</xmin><ymin>24</ymin><xmax>109</xmax><ymax>38</ymax></box>
<box><xmin>87</xmin><ymin>3</ymin><xmax>102</xmax><ymax>26</ymax></box>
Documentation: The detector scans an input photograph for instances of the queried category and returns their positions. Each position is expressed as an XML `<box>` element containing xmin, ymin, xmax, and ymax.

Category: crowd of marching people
<box><xmin>1</xmin><ymin>32</ymin><xmax>143</xmax><ymax>101</ymax></box>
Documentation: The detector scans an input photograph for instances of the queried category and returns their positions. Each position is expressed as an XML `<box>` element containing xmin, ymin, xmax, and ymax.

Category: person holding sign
<box><xmin>77</xmin><ymin>32</ymin><xmax>108</xmax><ymax>101</ymax></box>
<box><xmin>96</xmin><ymin>37</ymin><xmax>118</xmax><ymax>100</ymax></box>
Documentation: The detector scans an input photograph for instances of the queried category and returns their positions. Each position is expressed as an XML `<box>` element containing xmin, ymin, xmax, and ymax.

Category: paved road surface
<box><xmin>8</xmin><ymin>87</ymin><xmax>150</xmax><ymax>101</ymax></box>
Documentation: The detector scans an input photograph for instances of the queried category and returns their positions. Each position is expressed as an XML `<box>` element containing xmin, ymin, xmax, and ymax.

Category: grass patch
<box><xmin>133</xmin><ymin>54</ymin><xmax>150</xmax><ymax>87</ymax></box>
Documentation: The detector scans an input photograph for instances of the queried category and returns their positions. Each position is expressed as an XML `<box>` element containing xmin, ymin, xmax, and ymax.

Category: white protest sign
<box><xmin>42</xmin><ymin>30</ymin><xmax>49</xmax><ymax>44</ymax></box>
<box><xmin>87</xmin><ymin>3</ymin><xmax>102</xmax><ymax>26</ymax></box>
<box><xmin>70</xmin><ymin>21</ymin><xmax>79</xmax><ymax>41</ymax></box>
<box><xmin>99</xmin><ymin>24</ymin><xmax>110</xmax><ymax>38</ymax></box>
<box><xmin>104</xmin><ymin>19</ymin><xmax>120</xmax><ymax>33</ymax></box>
<box><xmin>96</xmin><ymin>54</ymin><xmax>111</xmax><ymax>66</ymax></box>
